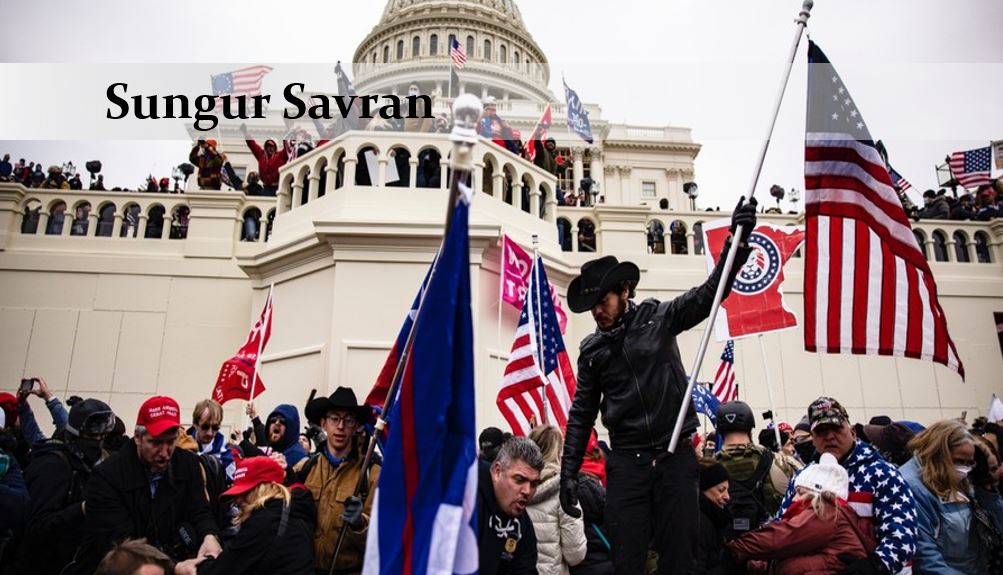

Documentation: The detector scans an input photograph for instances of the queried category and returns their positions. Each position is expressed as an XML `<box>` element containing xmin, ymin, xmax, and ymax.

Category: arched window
<box><xmin>647</xmin><ymin>220</ymin><xmax>666</xmax><ymax>254</ymax></box>
<box><xmin>46</xmin><ymin>201</ymin><xmax>66</xmax><ymax>235</ymax></box>
<box><xmin>265</xmin><ymin>209</ymin><xmax>276</xmax><ymax>242</ymax></box>
<box><xmin>953</xmin><ymin>230</ymin><xmax>970</xmax><ymax>263</ymax></box>
<box><xmin>693</xmin><ymin>222</ymin><xmax>705</xmax><ymax>256</ymax></box>
<box><xmin>96</xmin><ymin>203</ymin><xmax>116</xmax><ymax>237</ymax></box>
<box><xmin>931</xmin><ymin>230</ymin><xmax>948</xmax><ymax>262</ymax></box>
<box><xmin>577</xmin><ymin>218</ymin><xmax>596</xmax><ymax>252</ymax></box>
<box><xmin>145</xmin><ymin>205</ymin><xmax>165</xmax><ymax>239</ymax></box>
<box><xmin>121</xmin><ymin>204</ymin><xmax>141</xmax><ymax>237</ymax></box>
<box><xmin>466</xmin><ymin>36</ymin><xmax>474</xmax><ymax>59</ymax></box>
<box><xmin>396</xmin><ymin>40</ymin><xmax>404</xmax><ymax>60</ymax></box>
<box><xmin>383</xmin><ymin>45</ymin><xmax>389</xmax><ymax>63</ymax></box>
<box><xmin>387</xmin><ymin>147</ymin><xmax>411</xmax><ymax>188</ymax></box>
<box><xmin>412</xmin><ymin>36</ymin><xmax>420</xmax><ymax>57</ymax></box>
<box><xmin>242</xmin><ymin>207</ymin><xmax>262</xmax><ymax>242</ymax></box>
<box><xmin>557</xmin><ymin>217</ymin><xmax>572</xmax><ymax>252</ymax></box>
<box><xmin>20</xmin><ymin>200</ymin><xmax>41</xmax><ymax>234</ymax></box>
<box><xmin>169</xmin><ymin>205</ymin><xmax>190</xmax><ymax>240</ymax></box>
<box><xmin>371</xmin><ymin>51</ymin><xmax>376</xmax><ymax>64</ymax></box>
<box><xmin>430</xmin><ymin>34</ymin><xmax>438</xmax><ymax>56</ymax></box>
<box><xmin>417</xmin><ymin>147</ymin><xmax>441</xmax><ymax>188</ymax></box>
<box><xmin>975</xmin><ymin>231</ymin><xmax>992</xmax><ymax>263</ymax></box>
<box><xmin>355</xmin><ymin>146</ymin><xmax>378</xmax><ymax>186</ymax></box>
<box><xmin>669</xmin><ymin>220</ymin><xmax>688</xmax><ymax>254</ymax></box>
<box><xmin>70</xmin><ymin>202</ymin><xmax>91</xmax><ymax>236</ymax></box>
<box><xmin>483</xmin><ymin>39</ymin><xmax>492</xmax><ymax>61</ymax></box>
<box><xmin>499</xmin><ymin>45</ymin><xmax>507</xmax><ymax>63</ymax></box>
<box><xmin>913</xmin><ymin>230</ymin><xmax>928</xmax><ymax>260</ymax></box>
<box><xmin>448</xmin><ymin>34</ymin><xmax>456</xmax><ymax>53</ymax></box>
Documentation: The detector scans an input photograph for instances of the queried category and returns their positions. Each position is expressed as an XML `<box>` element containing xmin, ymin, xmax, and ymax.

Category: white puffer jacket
<box><xmin>526</xmin><ymin>464</ymin><xmax>587</xmax><ymax>575</ymax></box>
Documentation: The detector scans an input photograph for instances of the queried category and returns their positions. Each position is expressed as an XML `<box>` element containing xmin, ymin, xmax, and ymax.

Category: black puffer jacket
<box><xmin>563</xmin><ymin>242</ymin><xmax>752</xmax><ymax>473</ymax></box>
<box><xmin>195</xmin><ymin>487</ymin><xmax>316</xmax><ymax>575</ymax></box>
<box><xmin>571</xmin><ymin>474</ymin><xmax>613</xmax><ymax>575</ymax></box>
<box><xmin>696</xmin><ymin>494</ymin><xmax>734</xmax><ymax>575</ymax></box>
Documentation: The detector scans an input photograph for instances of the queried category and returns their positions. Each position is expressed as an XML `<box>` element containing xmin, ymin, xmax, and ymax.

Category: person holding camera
<box><xmin>68</xmin><ymin>396</ymin><xmax>221</xmax><ymax>575</ymax></box>
<box><xmin>13</xmin><ymin>376</ymin><xmax>70</xmax><ymax>454</ymax></box>
<box><xmin>189</xmin><ymin>139</ymin><xmax>224</xmax><ymax>190</ymax></box>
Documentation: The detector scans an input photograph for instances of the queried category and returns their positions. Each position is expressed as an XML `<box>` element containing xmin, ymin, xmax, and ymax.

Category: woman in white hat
<box><xmin>726</xmin><ymin>453</ymin><xmax>875</xmax><ymax>575</ymax></box>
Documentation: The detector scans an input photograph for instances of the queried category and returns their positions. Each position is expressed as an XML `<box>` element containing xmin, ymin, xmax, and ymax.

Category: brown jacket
<box><xmin>294</xmin><ymin>446</ymin><xmax>380</xmax><ymax>574</ymax></box>
<box><xmin>727</xmin><ymin>502</ymin><xmax>875</xmax><ymax>575</ymax></box>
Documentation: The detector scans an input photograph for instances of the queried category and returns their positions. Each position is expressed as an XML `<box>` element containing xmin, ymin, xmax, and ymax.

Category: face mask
<box><xmin>795</xmin><ymin>441</ymin><xmax>816</xmax><ymax>464</ymax></box>
<box><xmin>73</xmin><ymin>436</ymin><xmax>104</xmax><ymax>465</ymax></box>
<box><xmin>408</xmin><ymin>90</ymin><xmax>418</xmax><ymax>97</ymax></box>
<box><xmin>956</xmin><ymin>465</ymin><xmax>973</xmax><ymax>478</ymax></box>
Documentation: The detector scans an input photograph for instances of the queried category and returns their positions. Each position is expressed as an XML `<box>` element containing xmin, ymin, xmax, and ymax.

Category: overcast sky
<box><xmin>1</xmin><ymin>0</ymin><xmax>1000</xmax><ymax>208</ymax></box>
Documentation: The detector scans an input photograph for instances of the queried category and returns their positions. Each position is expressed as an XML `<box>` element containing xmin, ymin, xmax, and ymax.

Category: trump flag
<box><xmin>363</xmin><ymin>185</ymin><xmax>478</xmax><ymax>574</ymax></box>
<box><xmin>212</xmin><ymin>288</ymin><xmax>272</xmax><ymax>404</ymax></box>
<box><xmin>500</xmin><ymin>234</ymin><xmax>568</xmax><ymax>333</ymax></box>
<box><xmin>703</xmin><ymin>220</ymin><xmax>805</xmax><ymax>340</ymax></box>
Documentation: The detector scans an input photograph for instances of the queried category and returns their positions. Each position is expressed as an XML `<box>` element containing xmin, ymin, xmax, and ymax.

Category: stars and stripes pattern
<box><xmin>711</xmin><ymin>340</ymin><xmax>738</xmax><ymax>403</ymax></box>
<box><xmin>948</xmin><ymin>146</ymin><xmax>992</xmax><ymax>189</ymax></box>
<box><xmin>497</xmin><ymin>257</ymin><xmax>576</xmax><ymax>435</ymax></box>
<box><xmin>803</xmin><ymin>41</ymin><xmax>964</xmax><ymax>378</ymax></box>
<box><xmin>211</xmin><ymin>65</ymin><xmax>273</xmax><ymax>98</ymax></box>
<box><xmin>888</xmin><ymin>166</ymin><xmax>912</xmax><ymax>193</ymax></box>
<box><xmin>776</xmin><ymin>442</ymin><xmax>916</xmax><ymax>574</ymax></box>
<box><xmin>450</xmin><ymin>37</ymin><xmax>467</xmax><ymax>69</ymax></box>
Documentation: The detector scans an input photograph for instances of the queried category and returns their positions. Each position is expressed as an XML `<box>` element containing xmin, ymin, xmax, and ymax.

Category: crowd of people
<box><xmin>911</xmin><ymin>186</ymin><xmax>1003</xmax><ymax>222</ymax></box>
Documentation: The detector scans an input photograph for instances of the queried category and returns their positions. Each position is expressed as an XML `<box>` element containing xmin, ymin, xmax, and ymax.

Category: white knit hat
<box><xmin>0</xmin><ymin>407</ymin><xmax>5</xmax><ymax>429</ymax></box>
<box><xmin>794</xmin><ymin>453</ymin><xmax>849</xmax><ymax>500</ymax></box>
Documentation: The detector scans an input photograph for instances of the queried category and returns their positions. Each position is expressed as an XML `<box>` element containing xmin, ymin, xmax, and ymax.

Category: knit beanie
<box><xmin>700</xmin><ymin>462</ymin><xmax>730</xmax><ymax>491</ymax></box>
<box><xmin>794</xmin><ymin>452</ymin><xmax>849</xmax><ymax>500</ymax></box>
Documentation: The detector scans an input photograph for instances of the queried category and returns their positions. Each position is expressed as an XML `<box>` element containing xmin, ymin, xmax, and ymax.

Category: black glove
<box><xmin>559</xmin><ymin>476</ymin><xmax>582</xmax><ymax>518</ymax></box>
<box><xmin>730</xmin><ymin>196</ymin><xmax>758</xmax><ymax>244</ymax></box>
<box><xmin>341</xmin><ymin>495</ymin><xmax>365</xmax><ymax>529</ymax></box>
<box><xmin>838</xmin><ymin>554</ymin><xmax>887</xmax><ymax>575</ymax></box>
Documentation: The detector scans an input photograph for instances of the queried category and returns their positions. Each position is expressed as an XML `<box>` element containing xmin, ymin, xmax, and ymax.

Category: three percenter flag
<box><xmin>803</xmin><ymin>41</ymin><xmax>963</xmax><ymax>378</ymax></box>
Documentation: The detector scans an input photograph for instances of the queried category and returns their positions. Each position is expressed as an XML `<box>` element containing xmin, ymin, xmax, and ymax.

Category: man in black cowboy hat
<box><xmin>559</xmin><ymin>197</ymin><xmax>758</xmax><ymax>574</ymax></box>
<box><xmin>295</xmin><ymin>386</ymin><xmax>378</xmax><ymax>574</ymax></box>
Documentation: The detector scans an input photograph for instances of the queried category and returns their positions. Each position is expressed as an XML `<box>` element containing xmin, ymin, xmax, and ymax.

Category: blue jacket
<box><xmin>267</xmin><ymin>404</ymin><xmax>308</xmax><ymax>470</ymax></box>
<box><xmin>901</xmin><ymin>458</ymin><xmax>987</xmax><ymax>575</ymax></box>
<box><xmin>187</xmin><ymin>427</ymin><xmax>236</xmax><ymax>479</ymax></box>
<box><xmin>17</xmin><ymin>397</ymin><xmax>69</xmax><ymax>447</ymax></box>
<box><xmin>0</xmin><ymin>452</ymin><xmax>30</xmax><ymax>530</ymax></box>
<box><xmin>777</xmin><ymin>441</ymin><xmax>917</xmax><ymax>574</ymax></box>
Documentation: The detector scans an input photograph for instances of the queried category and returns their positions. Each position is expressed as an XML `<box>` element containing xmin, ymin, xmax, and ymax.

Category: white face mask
<box><xmin>408</xmin><ymin>89</ymin><xmax>418</xmax><ymax>97</ymax></box>
<box><xmin>956</xmin><ymin>465</ymin><xmax>973</xmax><ymax>478</ymax></box>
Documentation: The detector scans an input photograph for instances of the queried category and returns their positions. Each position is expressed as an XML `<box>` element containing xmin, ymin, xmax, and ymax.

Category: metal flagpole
<box><xmin>669</xmin><ymin>0</ymin><xmax>813</xmax><ymax>453</ymax></box>
<box><xmin>756</xmin><ymin>334</ymin><xmax>783</xmax><ymax>451</ymax></box>
<box><xmin>328</xmin><ymin>94</ymin><xmax>483</xmax><ymax>574</ymax></box>
<box><xmin>244</xmin><ymin>283</ymin><xmax>272</xmax><ymax>432</ymax></box>
<box><xmin>532</xmin><ymin>233</ymin><xmax>547</xmax><ymax>425</ymax></box>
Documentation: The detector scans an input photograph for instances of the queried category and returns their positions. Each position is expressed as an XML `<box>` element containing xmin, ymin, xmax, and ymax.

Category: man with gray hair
<box><xmin>477</xmin><ymin>436</ymin><xmax>542</xmax><ymax>575</ymax></box>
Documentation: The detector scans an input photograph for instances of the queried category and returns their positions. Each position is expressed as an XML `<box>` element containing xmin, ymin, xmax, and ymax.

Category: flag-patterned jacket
<box><xmin>776</xmin><ymin>441</ymin><xmax>917</xmax><ymax>574</ymax></box>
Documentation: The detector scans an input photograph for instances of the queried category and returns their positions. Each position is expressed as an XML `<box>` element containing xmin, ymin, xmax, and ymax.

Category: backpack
<box><xmin>720</xmin><ymin>449</ymin><xmax>774</xmax><ymax>537</ymax></box>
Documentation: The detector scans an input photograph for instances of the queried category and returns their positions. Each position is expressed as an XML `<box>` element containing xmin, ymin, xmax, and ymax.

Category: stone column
<box><xmin>343</xmin><ymin>157</ymin><xmax>358</xmax><ymax>188</ymax></box>
<box><xmin>686</xmin><ymin>230</ymin><xmax>695</xmax><ymax>255</ymax></box>
<box><xmin>62</xmin><ymin>212</ymin><xmax>73</xmax><ymax>236</ymax></box>
<box><xmin>138</xmin><ymin>215</ymin><xmax>149</xmax><ymax>238</ymax></box>
<box><xmin>439</xmin><ymin>159</ymin><xmax>449</xmax><ymax>189</ymax></box>
<box><xmin>324</xmin><ymin>164</ymin><xmax>338</xmax><ymax>195</ymax></box>
<box><xmin>37</xmin><ymin>211</ymin><xmax>50</xmax><ymax>235</ymax></box>
<box><xmin>514</xmin><ymin>173</ymin><xmax>524</xmax><ymax>212</ymax></box>
<box><xmin>160</xmin><ymin>214</ymin><xmax>171</xmax><ymax>239</ymax></box>
<box><xmin>572</xmin><ymin>148</ymin><xmax>584</xmax><ymax>194</ymax></box>
<box><xmin>946</xmin><ymin>238</ymin><xmax>957</xmax><ymax>263</ymax></box>
<box><xmin>377</xmin><ymin>156</ymin><xmax>388</xmax><ymax>187</ymax></box>
<box><xmin>493</xmin><ymin>173</ymin><xmax>504</xmax><ymax>199</ymax></box>
<box><xmin>307</xmin><ymin>174</ymin><xmax>321</xmax><ymax>203</ymax></box>
<box><xmin>291</xmin><ymin>181</ymin><xmax>304</xmax><ymax>208</ymax></box>
<box><xmin>112</xmin><ymin>213</ymin><xmax>124</xmax><ymax>238</ymax></box>
<box><xmin>409</xmin><ymin>158</ymin><xmax>418</xmax><ymax>188</ymax></box>
<box><xmin>529</xmin><ymin>185</ymin><xmax>541</xmax><ymax>218</ymax></box>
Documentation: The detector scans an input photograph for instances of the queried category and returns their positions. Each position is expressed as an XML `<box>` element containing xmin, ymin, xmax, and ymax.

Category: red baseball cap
<box><xmin>222</xmin><ymin>456</ymin><xmax>285</xmax><ymax>498</ymax></box>
<box><xmin>136</xmin><ymin>396</ymin><xmax>181</xmax><ymax>437</ymax></box>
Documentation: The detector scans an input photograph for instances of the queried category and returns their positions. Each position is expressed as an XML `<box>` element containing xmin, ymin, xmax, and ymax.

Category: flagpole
<box><xmin>669</xmin><ymin>0</ymin><xmax>813</xmax><ymax>453</ymax></box>
<box><xmin>328</xmin><ymin>94</ymin><xmax>483</xmax><ymax>574</ymax></box>
<box><xmin>244</xmin><ymin>284</ymin><xmax>272</xmax><ymax>432</ymax></box>
<box><xmin>532</xmin><ymin>233</ymin><xmax>547</xmax><ymax>425</ymax></box>
<box><xmin>756</xmin><ymin>334</ymin><xmax>783</xmax><ymax>451</ymax></box>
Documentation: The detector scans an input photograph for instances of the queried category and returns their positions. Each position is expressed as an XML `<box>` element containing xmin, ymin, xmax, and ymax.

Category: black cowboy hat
<box><xmin>567</xmin><ymin>256</ymin><xmax>640</xmax><ymax>313</ymax></box>
<box><xmin>305</xmin><ymin>387</ymin><xmax>373</xmax><ymax>427</ymax></box>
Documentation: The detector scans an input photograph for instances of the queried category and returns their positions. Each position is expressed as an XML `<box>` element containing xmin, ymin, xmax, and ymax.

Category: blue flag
<box><xmin>363</xmin><ymin>186</ymin><xmax>478</xmax><ymax>574</ymax></box>
<box><xmin>563</xmin><ymin>79</ymin><xmax>593</xmax><ymax>144</ymax></box>
<box><xmin>691</xmin><ymin>382</ymin><xmax>720</xmax><ymax>424</ymax></box>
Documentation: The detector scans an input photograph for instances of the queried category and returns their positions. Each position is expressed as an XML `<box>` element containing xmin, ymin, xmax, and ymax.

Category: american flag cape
<box><xmin>497</xmin><ymin>256</ymin><xmax>576</xmax><ymax>435</ymax></box>
<box><xmin>948</xmin><ymin>146</ymin><xmax>992</xmax><ymax>189</ymax></box>
<box><xmin>803</xmin><ymin>41</ymin><xmax>964</xmax><ymax>378</ymax></box>
<box><xmin>710</xmin><ymin>340</ymin><xmax>738</xmax><ymax>403</ymax></box>
<box><xmin>363</xmin><ymin>186</ymin><xmax>478</xmax><ymax>575</ymax></box>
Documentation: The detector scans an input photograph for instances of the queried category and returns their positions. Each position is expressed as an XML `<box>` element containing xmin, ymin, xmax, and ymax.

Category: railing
<box><xmin>275</xmin><ymin>131</ymin><xmax>560</xmax><ymax>223</ymax></box>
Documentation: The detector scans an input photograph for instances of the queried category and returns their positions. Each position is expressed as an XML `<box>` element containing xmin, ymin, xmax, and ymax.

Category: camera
<box><xmin>19</xmin><ymin>378</ymin><xmax>36</xmax><ymax>394</ymax></box>
<box><xmin>761</xmin><ymin>410</ymin><xmax>774</xmax><ymax>421</ymax></box>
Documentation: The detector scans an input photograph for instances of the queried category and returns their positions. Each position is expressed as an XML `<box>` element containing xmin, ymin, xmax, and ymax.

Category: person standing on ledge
<box><xmin>559</xmin><ymin>197</ymin><xmax>758</xmax><ymax>575</ymax></box>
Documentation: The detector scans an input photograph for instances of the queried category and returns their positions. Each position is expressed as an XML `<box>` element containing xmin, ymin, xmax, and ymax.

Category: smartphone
<box><xmin>19</xmin><ymin>378</ymin><xmax>35</xmax><ymax>394</ymax></box>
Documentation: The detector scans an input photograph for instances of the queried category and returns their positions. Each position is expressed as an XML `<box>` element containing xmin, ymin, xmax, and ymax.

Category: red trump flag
<box><xmin>703</xmin><ymin>220</ymin><xmax>805</xmax><ymax>340</ymax></box>
<box><xmin>213</xmin><ymin>288</ymin><xmax>273</xmax><ymax>404</ymax></box>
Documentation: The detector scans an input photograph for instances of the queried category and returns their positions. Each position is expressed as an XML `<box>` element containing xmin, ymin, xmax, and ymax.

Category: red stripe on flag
<box><xmin>905</xmin><ymin>265</ymin><xmax>923</xmax><ymax>359</ymax></box>
<box><xmin>827</xmin><ymin>216</ymin><xmax>844</xmax><ymax>350</ymax></box>
<box><xmin>804</xmin><ymin>215</ymin><xmax>818</xmax><ymax>351</ymax></box>
<box><xmin>805</xmin><ymin>145</ymin><xmax>897</xmax><ymax>188</ymax></box>
<box><xmin>852</xmin><ymin>220</ymin><xmax>870</xmax><ymax>353</ymax></box>
<box><xmin>879</xmin><ymin>242</ymin><xmax>896</xmax><ymax>352</ymax></box>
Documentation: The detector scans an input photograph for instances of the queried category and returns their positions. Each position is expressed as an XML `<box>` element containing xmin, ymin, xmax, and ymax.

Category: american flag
<box><xmin>803</xmin><ymin>41</ymin><xmax>964</xmax><ymax>377</ymax></box>
<box><xmin>211</xmin><ymin>65</ymin><xmax>273</xmax><ymax>98</ymax></box>
<box><xmin>948</xmin><ymin>146</ymin><xmax>992</xmax><ymax>189</ymax></box>
<box><xmin>449</xmin><ymin>37</ymin><xmax>467</xmax><ymax>69</ymax></box>
<box><xmin>888</xmin><ymin>166</ymin><xmax>912</xmax><ymax>193</ymax></box>
<box><xmin>711</xmin><ymin>340</ymin><xmax>738</xmax><ymax>403</ymax></box>
<box><xmin>497</xmin><ymin>256</ymin><xmax>576</xmax><ymax>435</ymax></box>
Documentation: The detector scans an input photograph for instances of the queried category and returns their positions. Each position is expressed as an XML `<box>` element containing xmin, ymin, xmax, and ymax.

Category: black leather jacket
<box><xmin>562</xmin><ymin>242</ymin><xmax>751</xmax><ymax>477</ymax></box>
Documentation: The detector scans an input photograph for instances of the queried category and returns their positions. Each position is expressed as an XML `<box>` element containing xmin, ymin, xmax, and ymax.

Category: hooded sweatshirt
<box><xmin>267</xmin><ymin>405</ymin><xmax>308</xmax><ymax>470</ymax></box>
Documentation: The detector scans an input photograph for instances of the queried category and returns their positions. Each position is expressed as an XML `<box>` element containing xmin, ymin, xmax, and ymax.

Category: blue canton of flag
<box><xmin>211</xmin><ymin>73</ymin><xmax>234</xmax><ymax>96</ymax></box>
<box><xmin>691</xmin><ymin>383</ymin><xmax>721</xmax><ymax>423</ymax></box>
<box><xmin>363</xmin><ymin>192</ymin><xmax>478</xmax><ymax>574</ymax></box>
<box><xmin>563</xmin><ymin>79</ymin><xmax>593</xmax><ymax>144</ymax></box>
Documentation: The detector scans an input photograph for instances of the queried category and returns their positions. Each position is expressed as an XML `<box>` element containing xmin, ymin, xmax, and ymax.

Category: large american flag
<box><xmin>497</xmin><ymin>257</ymin><xmax>576</xmax><ymax>435</ymax></box>
<box><xmin>803</xmin><ymin>41</ymin><xmax>964</xmax><ymax>377</ymax></box>
<box><xmin>449</xmin><ymin>37</ymin><xmax>467</xmax><ymax>69</ymax></box>
<box><xmin>948</xmin><ymin>146</ymin><xmax>992</xmax><ymax>189</ymax></box>
<box><xmin>711</xmin><ymin>340</ymin><xmax>738</xmax><ymax>403</ymax></box>
<box><xmin>211</xmin><ymin>65</ymin><xmax>273</xmax><ymax>98</ymax></box>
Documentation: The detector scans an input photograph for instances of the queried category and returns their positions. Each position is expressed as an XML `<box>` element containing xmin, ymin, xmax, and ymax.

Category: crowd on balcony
<box><xmin>910</xmin><ymin>186</ymin><xmax>1003</xmax><ymax>222</ymax></box>
<box><xmin>3</xmin><ymin>373</ymin><xmax>1002</xmax><ymax>575</ymax></box>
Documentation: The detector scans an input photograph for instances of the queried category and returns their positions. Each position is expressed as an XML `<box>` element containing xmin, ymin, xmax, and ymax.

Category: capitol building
<box><xmin>1</xmin><ymin>0</ymin><xmax>1001</xmax><ymax>436</ymax></box>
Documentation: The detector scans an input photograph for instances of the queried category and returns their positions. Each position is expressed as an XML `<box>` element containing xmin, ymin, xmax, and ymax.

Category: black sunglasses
<box><xmin>199</xmin><ymin>423</ymin><xmax>221</xmax><ymax>432</ymax></box>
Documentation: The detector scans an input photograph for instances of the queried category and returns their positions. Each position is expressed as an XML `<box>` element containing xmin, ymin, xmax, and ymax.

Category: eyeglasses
<box><xmin>325</xmin><ymin>414</ymin><xmax>358</xmax><ymax>427</ymax></box>
<box><xmin>199</xmin><ymin>423</ymin><xmax>221</xmax><ymax>432</ymax></box>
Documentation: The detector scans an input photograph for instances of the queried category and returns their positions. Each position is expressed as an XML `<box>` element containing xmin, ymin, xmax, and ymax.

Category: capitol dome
<box><xmin>352</xmin><ymin>0</ymin><xmax>552</xmax><ymax>102</ymax></box>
